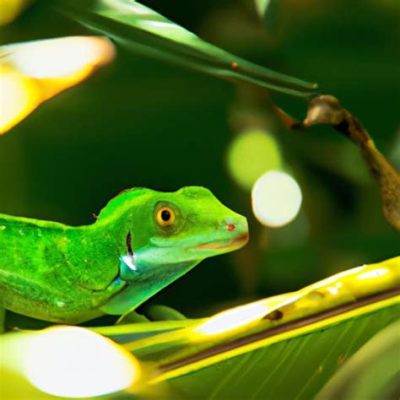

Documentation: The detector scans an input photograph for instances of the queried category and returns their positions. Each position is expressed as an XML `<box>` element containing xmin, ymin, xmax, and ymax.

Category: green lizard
<box><xmin>0</xmin><ymin>186</ymin><xmax>248</xmax><ymax>325</ymax></box>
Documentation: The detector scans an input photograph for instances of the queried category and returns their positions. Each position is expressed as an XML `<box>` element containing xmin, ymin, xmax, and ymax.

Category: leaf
<box><xmin>0</xmin><ymin>36</ymin><xmax>115</xmax><ymax>135</ymax></box>
<box><xmin>57</xmin><ymin>0</ymin><xmax>318</xmax><ymax>97</ymax></box>
<box><xmin>93</xmin><ymin>319</ymin><xmax>198</xmax><ymax>344</ymax></box>
<box><xmin>302</xmin><ymin>95</ymin><xmax>400</xmax><ymax>230</ymax></box>
<box><xmin>2</xmin><ymin>257</ymin><xmax>398</xmax><ymax>399</ymax></box>
<box><xmin>316</xmin><ymin>320</ymin><xmax>400</xmax><ymax>400</ymax></box>
<box><xmin>0</xmin><ymin>0</ymin><xmax>33</xmax><ymax>26</ymax></box>
<box><xmin>120</xmin><ymin>256</ymin><xmax>400</xmax><ymax>399</ymax></box>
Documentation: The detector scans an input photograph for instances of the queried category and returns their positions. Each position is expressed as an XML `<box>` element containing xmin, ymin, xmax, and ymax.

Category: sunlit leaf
<box><xmin>2</xmin><ymin>258</ymin><xmax>398</xmax><ymax>399</ymax></box>
<box><xmin>0</xmin><ymin>64</ymin><xmax>41</xmax><ymax>135</ymax></box>
<box><xmin>120</xmin><ymin>256</ymin><xmax>400</xmax><ymax>399</ymax></box>
<box><xmin>0</xmin><ymin>0</ymin><xmax>32</xmax><ymax>26</ymax></box>
<box><xmin>57</xmin><ymin>0</ymin><xmax>317</xmax><ymax>97</ymax></box>
<box><xmin>94</xmin><ymin>319</ymin><xmax>198</xmax><ymax>344</ymax></box>
<box><xmin>0</xmin><ymin>36</ymin><xmax>115</xmax><ymax>135</ymax></box>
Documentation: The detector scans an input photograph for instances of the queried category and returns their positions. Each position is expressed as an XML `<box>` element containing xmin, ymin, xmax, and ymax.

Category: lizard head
<box><xmin>100</xmin><ymin>186</ymin><xmax>249</xmax><ymax>267</ymax></box>
<box><xmin>97</xmin><ymin>186</ymin><xmax>248</xmax><ymax>315</ymax></box>
<box><xmin>145</xmin><ymin>186</ymin><xmax>248</xmax><ymax>259</ymax></box>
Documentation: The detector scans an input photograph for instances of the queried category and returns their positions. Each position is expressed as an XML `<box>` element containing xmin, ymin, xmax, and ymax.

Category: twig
<box><xmin>275</xmin><ymin>95</ymin><xmax>400</xmax><ymax>230</ymax></box>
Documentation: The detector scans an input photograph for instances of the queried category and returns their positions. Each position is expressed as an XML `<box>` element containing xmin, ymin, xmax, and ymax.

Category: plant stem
<box><xmin>275</xmin><ymin>95</ymin><xmax>400</xmax><ymax>230</ymax></box>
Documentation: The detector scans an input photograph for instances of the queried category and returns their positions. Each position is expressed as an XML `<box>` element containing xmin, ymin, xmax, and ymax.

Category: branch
<box><xmin>275</xmin><ymin>95</ymin><xmax>400</xmax><ymax>230</ymax></box>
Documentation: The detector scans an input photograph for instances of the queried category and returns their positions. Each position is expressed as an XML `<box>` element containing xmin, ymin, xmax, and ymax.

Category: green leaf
<box><xmin>316</xmin><ymin>319</ymin><xmax>400</xmax><ymax>400</ymax></box>
<box><xmin>93</xmin><ymin>319</ymin><xmax>198</xmax><ymax>344</ymax></box>
<box><xmin>57</xmin><ymin>0</ymin><xmax>317</xmax><ymax>97</ymax></box>
<box><xmin>122</xmin><ymin>256</ymin><xmax>400</xmax><ymax>399</ymax></box>
<box><xmin>2</xmin><ymin>257</ymin><xmax>398</xmax><ymax>399</ymax></box>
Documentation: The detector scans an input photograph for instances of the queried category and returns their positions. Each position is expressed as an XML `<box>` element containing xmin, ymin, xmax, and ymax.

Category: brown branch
<box><xmin>275</xmin><ymin>95</ymin><xmax>400</xmax><ymax>230</ymax></box>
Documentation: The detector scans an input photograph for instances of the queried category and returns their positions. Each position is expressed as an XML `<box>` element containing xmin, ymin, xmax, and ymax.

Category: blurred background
<box><xmin>1</xmin><ymin>0</ymin><xmax>399</xmax><ymax>319</ymax></box>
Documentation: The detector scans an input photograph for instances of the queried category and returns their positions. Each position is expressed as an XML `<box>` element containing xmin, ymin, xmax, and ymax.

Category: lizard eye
<box><xmin>156</xmin><ymin>206</ymin><xmax>176</xmax><ymax>227</ymax></box>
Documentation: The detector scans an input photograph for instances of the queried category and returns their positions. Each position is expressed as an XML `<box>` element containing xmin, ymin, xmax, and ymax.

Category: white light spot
<box><xmin>24</xmin><ymin>327</ymin><xmax>140</xmax><ymax>398</ymax></box>
<box><xmin>0</xmin><ymin>225</ymin><xmax>5</xmax><ymax>231</ymax></box>
<box><xmin>252</xmin><ymin>171</ymin><xmax>302</xmax><ymax>228</ymax></box>
<box><xmin>195</xmin><ymin>301</ymin><xmax>270</xmax><ymax>336</ymax></box>
<box><xmin>358</xmin><ymin>268</ymin><xmax>388</xmax><ymax>281</ymax></box>
<box><xmin>326</xmin><ymin>282</ymin><xmax>343</xmax><ymax>296</ymax></box>
<box><xmin>7</xmin><ymin>36</ymin><xmax>115</xmax><ymax>79</ymax></box>
<box><xmin>121</xmin><ymin>254</ymin><xmax>137</xmax><ymax>271</ymax></box>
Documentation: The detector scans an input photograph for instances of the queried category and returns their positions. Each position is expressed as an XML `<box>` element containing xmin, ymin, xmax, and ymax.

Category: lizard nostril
<box><xmin>226</xmin><ymin>223</ymin><xmax>235</xmax><ymax>231</ymax></box>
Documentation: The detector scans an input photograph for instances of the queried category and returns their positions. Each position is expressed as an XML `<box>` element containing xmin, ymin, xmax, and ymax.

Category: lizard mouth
<box><xmin>196</xmin><ymin>232</ymin><xmax>249</xmax><ymax>250</ymax></box>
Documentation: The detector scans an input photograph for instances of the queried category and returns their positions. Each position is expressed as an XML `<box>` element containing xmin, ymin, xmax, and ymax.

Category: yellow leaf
<box><xmin>0</xmin><ymin>36</ymin><xmax>115</xmax><ymax>135</ymax></box>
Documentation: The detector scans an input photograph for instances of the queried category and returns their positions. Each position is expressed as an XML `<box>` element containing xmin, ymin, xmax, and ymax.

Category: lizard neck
<box><xmin>64</xmin><ymin>218</ymin><xmax>129</xmax><ymax>293</ymax></box>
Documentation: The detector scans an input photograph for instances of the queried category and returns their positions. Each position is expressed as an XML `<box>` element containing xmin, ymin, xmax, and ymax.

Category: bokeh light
<box><xmin>24</xmin><ymin>326</ymin><xmax>140</xmax><ymax>398</ymax></box>
<box><xmin>252</xmin><ymin>171</ymin><xmax>302</xmax><ymax>227</ymax></box>
<box><xmin>0</xmin><ymin>36</ymin><xmax>115</xmax><ymax>135</ymax></box>
<box><xmin>227</xmin><ymin>129</ymin><xmax>282</xmax><ymax>190</ymax></box>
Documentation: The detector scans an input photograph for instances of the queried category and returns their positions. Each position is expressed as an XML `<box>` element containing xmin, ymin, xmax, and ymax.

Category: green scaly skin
<box><xmin>0</xmin><ymin>187</ymin><xmax>248</xmax><ymax>324</ymax></box>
